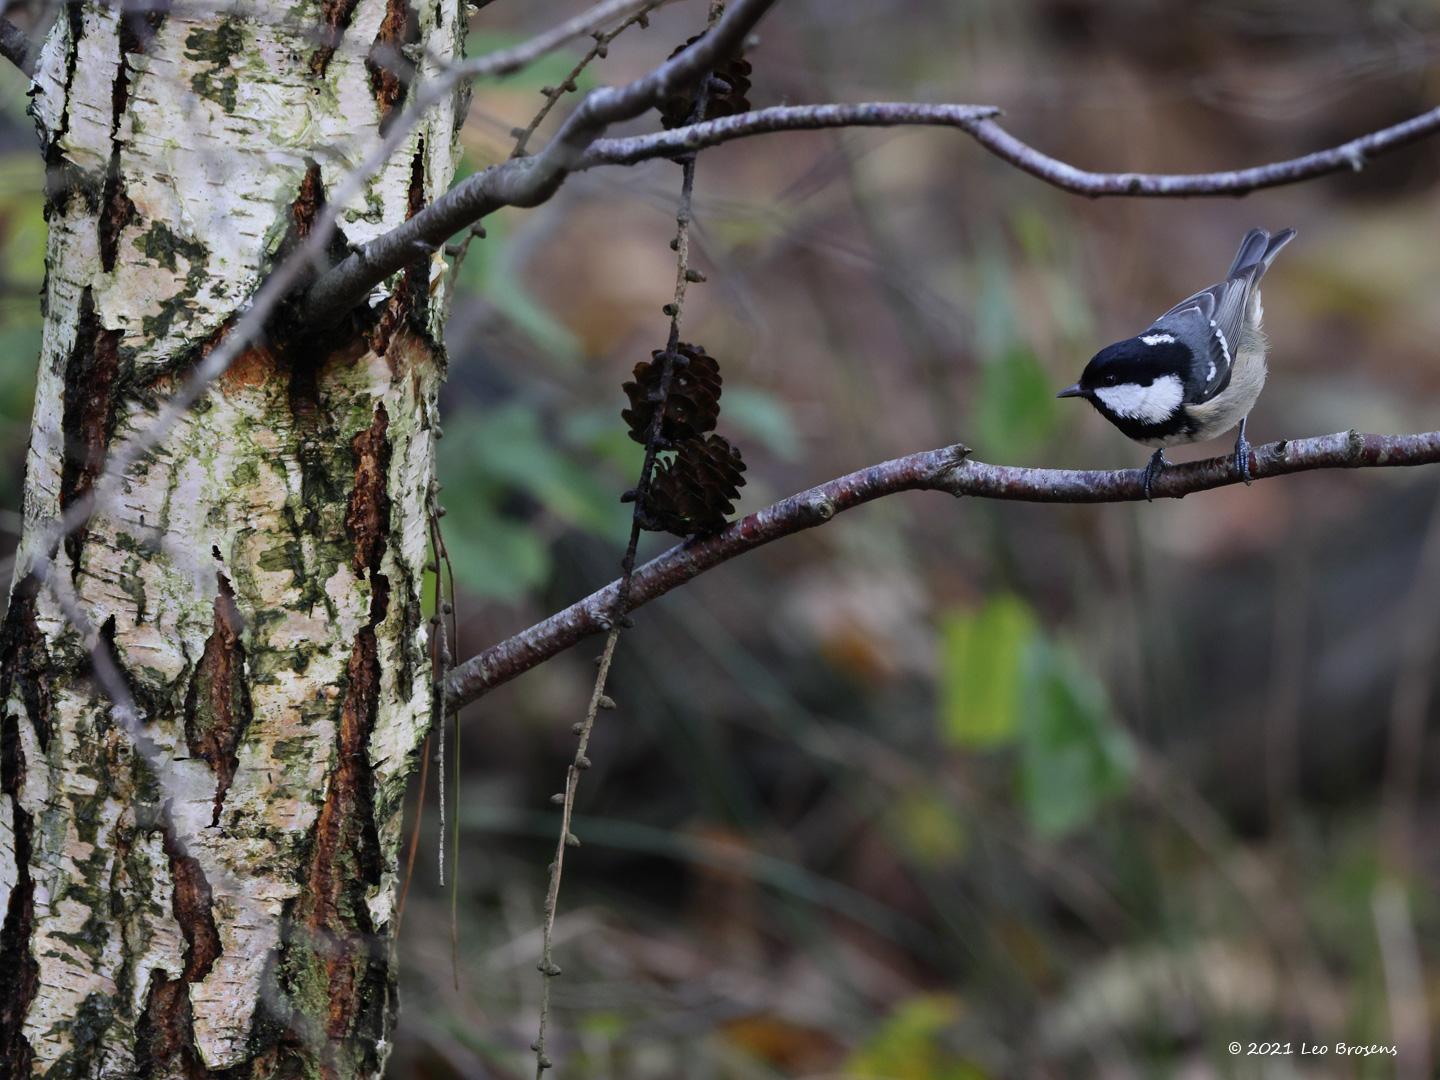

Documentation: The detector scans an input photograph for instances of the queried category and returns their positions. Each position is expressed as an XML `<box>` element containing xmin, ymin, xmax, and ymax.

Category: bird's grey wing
<box><xmin>1147</xmin><ymin>228</ymin><xmax>1294</xmax><ymax>403</ymax></box>
<box><xmin>1149</xmin><ymin>298</ymin><xmax>1235</xmax><ymax>400</ymax></box>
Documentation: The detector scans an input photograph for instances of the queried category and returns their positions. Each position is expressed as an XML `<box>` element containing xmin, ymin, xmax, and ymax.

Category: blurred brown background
<box><xmin>7</xmin><ymin>0</ymin><xmax>1440</xmax><ymax>1075</ymax></box>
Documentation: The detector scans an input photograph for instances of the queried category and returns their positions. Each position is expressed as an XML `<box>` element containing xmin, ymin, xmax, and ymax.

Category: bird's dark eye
<box><xmin>1102</xmin><ymin>373</ymin><xmax>1118</xmax><ymax>386</ymax></box>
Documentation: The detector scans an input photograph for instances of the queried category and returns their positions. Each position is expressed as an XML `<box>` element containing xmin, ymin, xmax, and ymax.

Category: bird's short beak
<box><xmin>1055</xmin><ymin>383</ymin><xmax>1085</xmax><ymax>399</ymax></box>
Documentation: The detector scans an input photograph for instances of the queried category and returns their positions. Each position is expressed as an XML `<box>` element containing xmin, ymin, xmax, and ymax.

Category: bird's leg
<box><xmin>1233</xmin><ymin>416</ymin><xmax>1253</xmax><ymax>485</ymax></box>
<box><xmin>1142</xmin><ymin>448</ymin><xmax>1168</xmax><ymax>501</ymax></box>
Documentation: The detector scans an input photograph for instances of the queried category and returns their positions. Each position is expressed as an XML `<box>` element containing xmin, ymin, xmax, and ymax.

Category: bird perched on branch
<box><xmin>1057</xmin><ymin>227</ymin><xmax>1296</xmax><ymax>499</ymax></box>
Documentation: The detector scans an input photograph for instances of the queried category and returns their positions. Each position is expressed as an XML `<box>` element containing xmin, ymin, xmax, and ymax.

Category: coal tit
<box><xmin>1057</xmin><ymin>227</ymin><xmax>1296</xmax><ymax>499</ymax></box>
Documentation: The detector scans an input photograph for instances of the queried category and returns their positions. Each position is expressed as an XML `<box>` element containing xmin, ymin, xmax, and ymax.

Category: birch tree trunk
<box><xmin>0</xmin><ymin>1</ymin><xmax>461</xmax><ymax>1075</ymax></box>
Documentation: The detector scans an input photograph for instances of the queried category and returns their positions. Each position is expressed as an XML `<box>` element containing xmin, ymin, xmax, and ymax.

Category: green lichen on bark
<box><xmin>183</xmin><ymin>18</ymin><xmax>244</xmax><ymax>111</ymax></box>
<box><xmin>134</xmin><ymin>221</ymin><xmax>211</xmax><ymax>341</ymax></box>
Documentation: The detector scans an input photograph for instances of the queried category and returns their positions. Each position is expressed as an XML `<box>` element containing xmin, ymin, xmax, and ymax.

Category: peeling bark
<box><xmin>367</xmin><ymin>0</ymin><xmax>417</xmax><ymax>127</ymax></box>
<box><xmin>1</xmin><ymin>1</ymin><xmax>461</xmax><ymax>1075</ymax></box>
<box><xmin>313</xmin><ymin>0</ymin><xmax>363</xmax><ymax>77</ymax></box>
<box><xmin>183</xmin><ymin>575</ymin><xmax>250</xmax><ymax>828</ymax></box>
<box><xmin>135</xmin><ymin>814</ymin><xmax>222</xmax><ymax>1078</ymax></box>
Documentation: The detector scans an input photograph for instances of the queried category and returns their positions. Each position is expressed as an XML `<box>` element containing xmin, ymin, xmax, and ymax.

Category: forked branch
<box><xmin>301</xmin><ymin>0</ymin><xmax>780</xmax><ymax>324</ymax></box>
<box><xmin>445</xmin><ymin>428</ymin><xmax>1440</xmax><ymax>711</ymax></box>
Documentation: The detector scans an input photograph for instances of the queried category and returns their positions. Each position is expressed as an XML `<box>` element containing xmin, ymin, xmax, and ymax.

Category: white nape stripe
<box><xmin>1094</xmin><ymin>374</ymin><xmax>1185</xmax><ymax>424</ymax></box>
<box><xmin>1140</xmin><ymin>333</ymin><xmax>1175</xmax><ymax>346</ymax></box>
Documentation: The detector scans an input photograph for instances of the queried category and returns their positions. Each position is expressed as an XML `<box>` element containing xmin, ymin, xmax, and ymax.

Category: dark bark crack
<box><xmin>135</xmin><ymin>807</ymin><xmax>224</xmax><ymax>1079</ymax></box>
<box><xmin>368</xmin><ymin>0</ymin><xmax>417</xmax><ymax>130</ymax></box>
<box><xmin>275</xmin><ymin>404</ymin><xmax>393</xmax><ymax>1078</ymax></box>
<box><xmin>99</xmin><ymin>9</ymin><xmax>141</xmax><ymax>272</ymax></box>
<box><xmin>183</xmin><ymin>574</ymin><xmax>252</xmax><ymax>828</ymax></box>
<box><xmin>0</xmin><ymin>576</ymin><xmax>47</xmax><ymax>1075</ymax></box>
<box><xmin>310</xmin><ymin>0</ymin><xmax>361</xmax><ymax>76</ymax></box>
<box><xmin>366</xmin><ymin>146</ymin><xmax>428</xmax><ymax>357</ymax></box>
<box><xmin>59</xmin><ymin>289</ymin><xmax>123</xmax><ymax>574</ymax></box>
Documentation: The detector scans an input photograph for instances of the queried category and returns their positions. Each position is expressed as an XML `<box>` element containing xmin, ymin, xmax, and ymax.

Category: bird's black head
<box><xmin>1056</xmin><ymin>334</ymin><xmax>1196</xmax><ymax>433</ymax></box>
<box><xmin>1059</xmin><ymin>336</ymin><xmax>1193</xmax><ymax>399</ymax></box>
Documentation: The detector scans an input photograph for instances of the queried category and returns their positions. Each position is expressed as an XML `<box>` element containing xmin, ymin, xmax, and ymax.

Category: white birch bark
<box><xmin>0</xmin><ymin>1</ymin><xmax>460</xmax><ymax>1075</ymax></box>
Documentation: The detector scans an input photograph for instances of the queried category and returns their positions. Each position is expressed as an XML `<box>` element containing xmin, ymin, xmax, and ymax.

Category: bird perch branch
<box><xmin>444</xmin><ymin>428</ymin><xmax>1440</xmax><ymax>711</ymax></box>
<box><xmin>581</xmin><ymin>102</ymin><xmax>1440</xmax><ymax>196</ymax></box>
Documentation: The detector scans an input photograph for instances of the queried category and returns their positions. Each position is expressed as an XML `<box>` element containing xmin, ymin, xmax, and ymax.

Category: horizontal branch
<box><xmin>445</xmin><ymin>428</ymin><xmax>1440</xmax><ymax>711</ymax></box>
<box><xmin>582</xmin><ymin>101</ymin><xmax>1440</xmax><ymax>196</ymax></box>
<box><xmin>306</xmin><ymin>92</ymin><xmax>1440</xmax><ymax>322</ymax></box>
<box><xmin>301</xmin><ymin>0</ymin><xmax>778</xmax><ymax>324</ymax></box>
<box><xmin>583</xmin><ymin>102</ymin><xmax>1003</xmax><ymax>164</ymax></box>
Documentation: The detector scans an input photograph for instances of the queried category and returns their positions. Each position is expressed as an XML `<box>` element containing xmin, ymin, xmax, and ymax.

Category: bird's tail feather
<box><xmin>1227</xmin><ymin>227</ymin><xmax>1296</xmax><ymax>281</ymax></box>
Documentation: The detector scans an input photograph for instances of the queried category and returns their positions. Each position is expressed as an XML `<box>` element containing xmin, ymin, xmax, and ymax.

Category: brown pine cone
<box><xmin>621</xmin><ymin>343</ymin><xmax>723</xmax><ymax>445</ymax></box>
<box><xmin>643</xmin><ymin>434</ymin><xmax>747</xmax><ymax>535</ymax></box>
<box><xmin>657</xmin><ymin>33</ymin><xmax>753</xmax><ymax>131</ymax></box>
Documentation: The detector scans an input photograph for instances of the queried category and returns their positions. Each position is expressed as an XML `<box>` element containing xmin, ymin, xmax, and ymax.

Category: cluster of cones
<box><xmin>622</xmin><ymin>343</ymin><xmax>747</xmax><ymax>536</ymax></box>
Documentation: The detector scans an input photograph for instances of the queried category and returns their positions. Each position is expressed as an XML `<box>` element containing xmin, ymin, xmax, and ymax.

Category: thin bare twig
<box><xmin>395</xmin><ymin>731</ymin><xmax>431</xmax><ymax>929</ymax></box>
<box><xmin>512</xmin><ymin>1</ymin><xmax>667</xmax><ymax>157</ymax></box>
<box><xmin>459</xmin><ymin>0</ymin><xmax>677</xmax><ymax>82</ymax></box>
<box><xmin>531</xmin><ymin>13</ymin><xmax>719</xmax><ymax>1069</ymax></box>
<box><xmin>446</xmin><ymin>428</ymin><xmax>1440</xmax><ymax>710</ymax></box>
<box><xmin>581</xmin><ymin>101</ymin><xmax>1440</xmax><ymax>196</ymax></box>
<box><xmin>446</xmin><ymin>0</ymin><xmax>666</xmax><ymax>282</ymax></box>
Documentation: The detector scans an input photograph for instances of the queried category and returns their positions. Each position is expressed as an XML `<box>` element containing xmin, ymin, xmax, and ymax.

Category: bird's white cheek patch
<box><xmin>1094</xmin><ymin>375</ymin><xmax>1184</xmax><ymax>424</ymax></box>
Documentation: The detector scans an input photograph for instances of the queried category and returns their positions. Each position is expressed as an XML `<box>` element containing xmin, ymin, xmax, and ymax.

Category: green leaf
<box><xmin>444</xmin><ymin>404</ymin><xmax>623</xmax><ymax>536</ymax></box>
<box><xmin>938</xmin><ymin>595</ymin><xmax>1037</xmax><ymax>748</ymax></box>
<box><xmin>560</xmin><ymin>406</ymin><xmax>646</xmax><ymax>475</ymax></box>
<box><xmin>1017</xmin><ymin>643</ymin><xmax>1135</xmax><ymax>837</ymax></box>
<box><xmin>436</xmin><ymin>404</ymin><xmax>633</xmax><ymax>600</ymax></box>
<box><xmin>974</xmin><ymin>345</ymin><xmax>1058</xmax><ymax>461</ymax></box>
<box><xmin>454</xmin><ymin>211</ymin><xmax>582</xmax><ymax>365</ymax></box>
<box><xmin>0</xmin><ymin>153</ymin><xmax>47</xmax><ymax>292</ymax></box>
<box><xmin>441</xmin><ymin>499</ymin><xmax>549</xmax><ymax>604</ymax></box>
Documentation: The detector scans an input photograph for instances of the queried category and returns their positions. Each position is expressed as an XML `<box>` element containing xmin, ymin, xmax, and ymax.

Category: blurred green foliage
<box><xmin>1018</xmin><ymin>640</ymin><xmax>1135</xmax><ymax>837</ymax></box>
<box><xmin>721</xmin><ymin>384</ymin><xmax>802</xmax><ymax>463</ymax></box>
<box><xmin>939</xmin><ymin>595</ymin><xmax>1035</xmax><ymax>747</ymax></box>
<box><xmin>845</xmin><ymin>995</ymin><xmax>986</xmax><ymax>1080</ymax></box>
<box><xmin>974</xmin><ymin>345</ymin><xmax>1059</xmax><ymax>462</ymax></box>
<box><xmin>454</xmin><ymin>209</ymin><xmax>583</xmax><ymax>365</ymax></box>
<box><xmin>438</xmin><ymin>403</ymin><xmax>629</xmax><ymax>601</ymax></box>
<box><xmin>0</xmin><ymin>150</ymin><xmax>44</xmax><ymax>509</ymax></box>
<box><xmin>940</xmin><ymin>596</ymin><xmax>1135</xmax><ymax>836</ymax></box>
<box><xmin>464</xmin><ymin>31</ymin><xmax>602</xmax><ymax>90</ymax></box>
